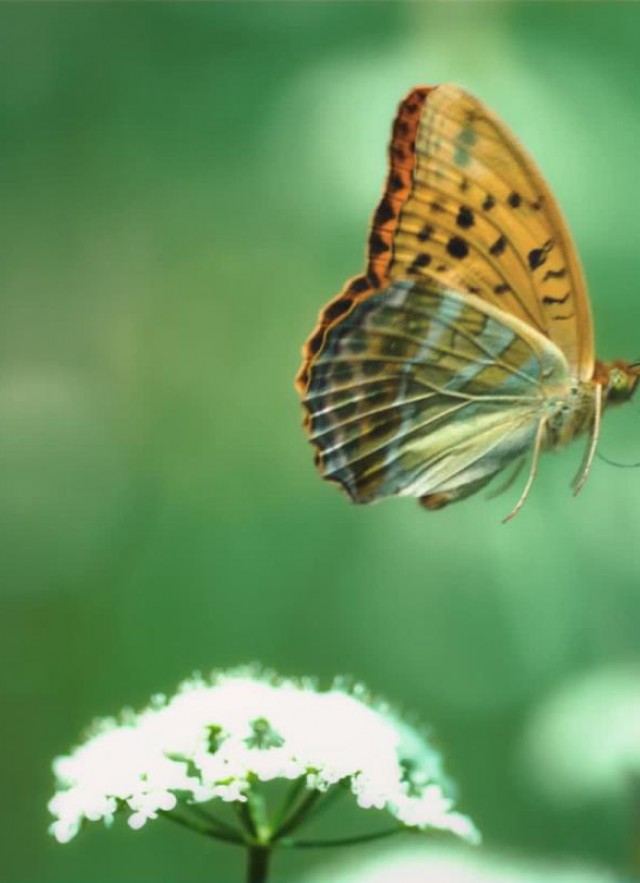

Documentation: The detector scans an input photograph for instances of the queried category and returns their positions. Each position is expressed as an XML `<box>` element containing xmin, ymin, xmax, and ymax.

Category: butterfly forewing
<box><xmin>381</xmin><ymin>85</ymin><xmax>594</xmax><ymax>379</ymax></box>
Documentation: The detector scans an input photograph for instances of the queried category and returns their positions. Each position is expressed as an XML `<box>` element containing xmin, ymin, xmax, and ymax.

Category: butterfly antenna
<box><xmin>596</xmin><ymin>452</ymin><xmax>640</xmax><ymax>469</ymax></box>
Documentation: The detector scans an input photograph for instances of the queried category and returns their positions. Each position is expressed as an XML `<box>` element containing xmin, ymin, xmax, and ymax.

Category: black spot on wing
<box><xmin>369</xmin><ymin>231</ymin><xmax>389</xmax><ymax>257</ymax></box>
<box><xmin>446</xmin><ymin>236</ymin><xmax>469</xmax><ymax>259</ymax></box>
<box><xmin>489</xmin><ymin>235</ymin><xmax>507</xmax><ymax>257</ymax></box>
<box><xmin>408</xmin><ymin>253</ymin><xmax>432</xmax><ymax>272</ymax></box>
<box><xmin>456</xmin><ymin>206</ymin><xmax>474</xmax><ymax>229</ymax></box>
<box><xmin>417</xmin><ymin>224</ymin><xmax>433</xmax><ymax>242</ymax></box>
<box><xmin>508</xmin><ymin>191</ymin><xmax>522</xmax><ymax>208</ymax></box>
<box><xmin>350</xmin><ymin>276</ymin><xmax>370</xmax><ymax>294</ymax></box>
<box><xmin>543</xmin><ymin>268</ymin><xmax>567</xmax><ymax>281</ymax></box>
<box><xmin>482</xmin><ymin>194</ymin><xmax>495</xmax><ymax>211</ymax></box>
<box><xmin>528</xmin><ymin>240</ymin><xmax>553</xmax><ymax>271</ymax></box>
<box><xmin>374</xmin><ymin>198</ymin><xmax>395</xmax><ymax>226</ymax></box>
<box><xmin>324</xmin><ymin>298</ymin><xmax>353</xmax><ymax>322</ymax></box>
<box><xmin>542</xmin><ymin>292</ymin><xmax>570</xmax><ymax>306</ymax></box>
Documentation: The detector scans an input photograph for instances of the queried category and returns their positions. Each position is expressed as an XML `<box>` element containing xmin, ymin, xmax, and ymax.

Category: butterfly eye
<box><xmin>611</xmin><ymin>369</ymin><xmax>628</xmax><ymax>391</ymax></box>
<box><xmin>607</xmin><ymin>367</ymin><xmax>633</xmax><ymax>402</ymax></box>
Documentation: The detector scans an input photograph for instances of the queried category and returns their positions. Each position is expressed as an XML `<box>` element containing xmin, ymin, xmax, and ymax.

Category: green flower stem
<box><xmin>294</xmin><ymin>781</ymin><xmax>346</xmax><ymax>827</ymax></box>
<box><xmin>247</xmin><ymin>790</ymin><xmax>271</xmax><ymax>845</ymax></box>
<box><xmin>184</xmin><ymin>803</ymin><xmax>246</xmax><ymax>841</ymax></box>
<box><xmin>287</xmin><ymin>826</ymin><xmax>404</xmax><ymax>849</ymax></box>
<box><xmin>236</xmin><ymin>801</ymin><xmax>256</xmax><ymax>837</ymax></box>
<box><xmin>160</xmin><ymin>809</ymin><xmax>244</xmax><ymax>845</ymax></box>
<box><xmin>272</xmin><ymin>778</ymin><xmax>307</xmax><ymax>832</ymax></box>
<box><xmin>160</xmin><ymin>809</ymin><xmax>208</xmax><ymax>837</ymax></box>
<box><xmin>246</xmin><ymin>845</ymin><xmax>271</xmax><ymax>883</ymax></box>
<box><xmin>272</xmin><ymin>788</ymin><xmax>324</xmax><ymax>841</ymax></box>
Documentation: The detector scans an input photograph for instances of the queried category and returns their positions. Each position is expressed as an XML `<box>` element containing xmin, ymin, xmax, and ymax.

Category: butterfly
<box><xmin>295</xmin><ymin>84</ymin><xmax>640</xmax><ymax>520</ymax></box>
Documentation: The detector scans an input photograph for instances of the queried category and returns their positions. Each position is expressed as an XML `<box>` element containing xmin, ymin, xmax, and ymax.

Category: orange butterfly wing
<box><xmin>297</xmin><ymin>83</ymin><xmax>594</xmax><ymax>393</ymax></box>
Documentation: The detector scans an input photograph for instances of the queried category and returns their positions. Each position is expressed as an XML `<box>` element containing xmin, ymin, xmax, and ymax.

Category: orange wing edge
<box><xmin>294</xmin><ymin>86</ymin><xmax>435</xmax><ymax>397</ymax></box>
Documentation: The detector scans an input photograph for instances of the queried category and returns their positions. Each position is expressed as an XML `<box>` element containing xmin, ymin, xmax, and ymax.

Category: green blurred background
<box><xmin>3</xmin><ymin>2</ymin><xmax>640</xmax><ymax>881</ymax></box>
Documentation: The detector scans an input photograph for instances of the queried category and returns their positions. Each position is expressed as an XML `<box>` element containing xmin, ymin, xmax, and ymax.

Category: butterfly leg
<box><xmin>571</xmin><ymin>382</ymin><xmax>602</xmax><ymax>496</ymax></box>
<box><xmin>502</xmin><ymin>418</ymin><xmax>547</xmax><ymax>523</ymax></box>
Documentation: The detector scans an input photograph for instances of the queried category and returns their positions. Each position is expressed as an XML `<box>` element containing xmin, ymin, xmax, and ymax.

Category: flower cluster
<box><xmin>49</xmin><ymin>667</ymin><xmax>479</xmax><ymax>846</ymax></box>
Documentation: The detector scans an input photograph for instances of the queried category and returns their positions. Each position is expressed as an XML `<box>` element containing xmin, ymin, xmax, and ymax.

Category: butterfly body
<box><xmin>297</xmin><ymin>85</ymin><xmax>640</xmax><ymax>518</ymax></box>
<box><xmin>551</xmin><ymin>360</ymin><xmax>640</xmax><ymax>447</ymax></box>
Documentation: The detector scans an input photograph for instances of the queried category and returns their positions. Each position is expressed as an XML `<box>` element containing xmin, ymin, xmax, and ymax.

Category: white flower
<box><xmin>301</xmin><ymin>844</ymin><xmax>620</xmax><ymax>883</ymax></box>
<box><xmin>48</xmin><ymin>667</ymin><xmax>479</xmax><ymax>845</ymax></box>
<box><xmin>520</xmin><ymin>665</ymin><xmax>640</xmax><ymax>806</ymax></box>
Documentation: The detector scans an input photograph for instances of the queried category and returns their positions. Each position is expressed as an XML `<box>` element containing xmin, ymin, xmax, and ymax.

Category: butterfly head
<box><xmin>602</xmin><ymin>360</ymin><xmax>640</xmax><ymax>405</ymax></box>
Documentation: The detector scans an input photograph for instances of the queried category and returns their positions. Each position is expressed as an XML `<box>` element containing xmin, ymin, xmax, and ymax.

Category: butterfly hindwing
<box><xmin>303</xmin><ymin>280</ymin><xmax>571</xmax><ymax>504</ymax></box>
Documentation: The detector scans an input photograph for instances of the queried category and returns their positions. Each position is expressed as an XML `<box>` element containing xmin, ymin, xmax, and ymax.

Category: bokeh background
<box><xmin>4</xmin><ymin>2</ymin><xmax>640</xmax><ymax>881</ymax></box>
